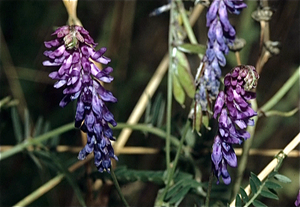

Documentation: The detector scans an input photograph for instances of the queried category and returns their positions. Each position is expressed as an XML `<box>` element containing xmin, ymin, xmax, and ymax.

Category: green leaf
<box><xmin>251</xmin><ymin>172</ymin><xmax>262</xmax><ymax>187</ymax></box>
<box><xmin>265</xmin><ymin>181</ymin><xmax>282</xmax><ymax>189</ymax></box>
<box><xmin>24</xmin><ymin>108</ymin><xmax>30</xmax><ymax>139</ymax></box>
<box><xmin>252</xmin><ymin>199</ymin><xmax>267</xmax><ymax>207</ymax></box>
<box><xmin>33</xmin><ymin>116</ymin><xmax>44</xmax><ymax>137</ymax></box>
<box><xmin>235</xmin><ymin>194</ymin><xmax>242</xmax><ymax>207</ymax></box>
<box><xmin>28</xmin><ymin>151</ymin><xmax>43</xmax><ymax>170</ymax></box>
<box><xmin>165</xmin><ymin>181</ymin><xmax>185</xmax><ymax>200</ymax></box>
<box><xmin>151</xmin><ymin>93</ymin><xmax>163</xmax><ymax>126</ymax></box>
<box><xmin>168</xmin><ymin>185</ymin><xmax>190</xmax><ymax>205</ymax></box>
<box><xmin>268</xmin><ymin>171</ymin><xmax>278</xmax><ymax>178</ymax></box>
<box><xmin>274</xmin><ymin>174</ymin><xmax>291</xmax><ymax>183</ymax></box>
<box><xmin>176</xmin><ymin>50</ymin><xmax>190</xmax><ymax>70</ymax></box>
<box><xmin>33</xmin><ymin>150</ymin><xmax>61</xmax><ymax>172</ymax></box>
<box><xmin>144</xmin><ymin>96</ymin><xmax>152</xmax><ymax>125</ymax></box>
<box><xmin>250</xmin><ymin>178</ymin><xmax>257</xmax><ymax>194</ymax></box>
<box><xmin>193</xmin><ymin>104</ymin><xmax>202</xmax><ymax>134</ymax></box>
<box><xmin>11</xmin><ymin>107</ymin><xmax>23</xmax><ymax>143</ymax></box>
<box><xmin>260</xmin><ymin>190</ymin><xmax>279</xmax><ymax>200</ymax></box>
<box><xmin>177</xmin><ymin>63</ymin><xmax>195</xmax><ymax>98</ymax></box>
<box><xmin>202</xmin><ymin>114</ymin><xmax>211</xmax><ymax>130</ymax></box>
<box><xmin>157</xmin><ymin>99</ymin><xmax>165</xmax><ymax>128</ymax></box>
<box><xmin>184</xmin><ymin>126</ymin><xmax>195</xmax><ymax>147</ymax></box>
<box><xmin>175</xmin><ymin>51</ymin><xmax>195</xmax><ymax>98</ymax></box>
<box><xmin>239</xmin><ymin>187</ymin><xmax>249</xmax><ymax>202</ymax></box>
<box><xmin>114</xmin><ymin>168</ymin><xmax>165</xmax><ymax>185</ymax></box>
<box><xmin>172</xmin><ymin>73</ymin><xmax>186</xmax><ymax>106</ymax></box>
<box><xmin>177</xmin><ymin>43</ymin><xmax>206</xmax><ymax>55</ymax></box>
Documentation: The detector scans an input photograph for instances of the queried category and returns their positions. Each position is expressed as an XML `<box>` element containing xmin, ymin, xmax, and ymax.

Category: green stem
<box><xmin>177</xmin><ymin>0</ymin><xmax>203</xmax><ymax>61</ymax></box>
<box><xmin>259</xmin><ymin>66</ymin><xmax>300</xmax><ymax>114</ymax></box>
<box><xmin>1</xmin><ymin>122</ymin><xmax>185</xmax><ymax>161</ymax></box>
<box><xmin>114</xmin><ymin>123</ymin><xmax>181</xmax><ymax>147</ymax></box>
<box><xmin>111</xmin><ymin>169</ymin><xmax>130</xmax><ymax>207</ymax></box>
<box><xmin>166</xmin><ymin>0</ymin><xmax>175</xmax><ymax>176</ymax></box>
<box><xmin>166</xmin><ymin>120</ymin><xmax>190</xmax><ymax>186</ymax></box>
<box><xmin>205</xmin><ymin>172</ymin><xmax>214</xmax><ymax>207</ymax></box>
<box><xmin>0</xmin><ymin>122</ymin><xmax>74</xmax><ymax>161</ymax></box>
<box><xmin>155</xmin><ymin>120</ymin><xmax>190</xmax><ymax>205</ymax></box>
<box><xmin>177</xmin><ymin>0</ymin><xmax>197</xmax><ymax>44</ymax></box>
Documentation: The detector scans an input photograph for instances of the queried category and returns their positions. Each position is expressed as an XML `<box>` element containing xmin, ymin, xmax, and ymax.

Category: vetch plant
<box><xmin>195</xmin><ymin>0</ymin><xmax>247</xmax><ymax>112</ymax></box>
<box><xmin>212</xmin><ymin>65</ymin><xmax>259</xmax><ymax>184</ymax></box>
<box><xmin>43</xmin><ymin>25</ymin><xmax>118</xmax><ymax>172</ymax></box>
<box><xmin>0</xmin><ymin>0</ymin><xmax>299</xmax><ymax>207</ymax></box>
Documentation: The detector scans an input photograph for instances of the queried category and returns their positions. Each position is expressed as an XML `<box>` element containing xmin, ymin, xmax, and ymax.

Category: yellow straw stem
<box><xmin>230</xmin><ymin>133</ymin><xmax>300</xmax><ymax>206</ymax></box>
<box><xmin>62</xmin><ymin>0</ymin><xmax>82</xmax><ymax>26</ymax></box>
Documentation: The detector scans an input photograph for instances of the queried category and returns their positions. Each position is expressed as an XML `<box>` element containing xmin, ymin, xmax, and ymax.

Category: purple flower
<box><xmin>295</xmin><ymin>190</ymin><xmax>300</xmax><ymax>207</ymax></box>
<box><xmin>43</xmin><ymin>25</ymin><xmax>117</xmax><ymax>172</ymax></box>
<box><xmin>212</xmin><ymin>65</ymin><xmax>259</xmax><ymax>184</ymax></box>
<box><xmin>195</xmin><ymin>0</ymin><xmax>246</xmax><ymax>111</ymax></box>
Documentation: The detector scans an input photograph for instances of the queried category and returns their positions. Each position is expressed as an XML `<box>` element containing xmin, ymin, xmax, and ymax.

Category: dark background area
<box><xmin>0</xmin><ymin>0</ymin><xmax>299</xmax><ymax>206</ymax></box>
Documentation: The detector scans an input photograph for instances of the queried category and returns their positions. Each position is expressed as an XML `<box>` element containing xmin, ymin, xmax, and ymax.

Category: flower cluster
<box><xmin>196</xmin><ymin>0</ymin><xmax>247</xmax><ymax>110</ymax></box>
<box><xmin>211</xmin><ymin>65</ymin><xmax>259</xmax><ymax>184</ymax></box>
<box><xmin>43</xmin><ymin>25</ymin><xmax>118</xmax><ymax>172</ymax></box>
<box><xmin>296</xmin><ymin>190</ymin><xmax>300</xmax><ymax>207</ymax></box>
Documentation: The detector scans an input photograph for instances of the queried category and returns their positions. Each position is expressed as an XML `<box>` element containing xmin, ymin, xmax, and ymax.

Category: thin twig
<box><xmin>235</xmin><ymin>52</ymin><xmax>241</xmax><ymax>65</ymax></box>
<box><xmin>62</xmin><ymin>0</ymin><xmax>82</xmax><ymax>26</ymax></box>
<box><xmin>110</xmin><ymin>169</ymin><xmax>130</xmax><ymax>207</ymax></box>
<box><xmin>259</xmin><ymin>66</ymin><xmax>300</xmax><ymax>114</ymax></box>
<box><xmin>204</xmin><ymin>172</ymin><xmax>214</xmax><ymax>207</ymax></box>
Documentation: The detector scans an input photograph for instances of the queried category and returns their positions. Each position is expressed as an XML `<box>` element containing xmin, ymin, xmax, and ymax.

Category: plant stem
<box><xmin>259</xmin><ymin>66</ymin><xmax>300</xmax><ymax>114</ymax></box>
<box><xmin>205</xmin><ymin>172</ymin><xmax>214</xmax><ymax>207</ymax></box>
<box><xmin>230</xmin><ymin>133</ymin><xmax>300</xmax><ymax>206</ymax></box>
<box><xmin>0</xmin><ymin>122</ymin><xmax>74</xmax><ymax>161</ymax></box>
<box><xmin>155</xmin><ymin>120</ymin><xmax>190</xmax><ymax>205</ymax></box>
<box><xmin>177</xmin><ymin>0</ymin><xmax>197</xmax><ymax>44</ymax></box>
<box><xmin>166</xmin><ymin>120</ymin><xmax>190</xmax><ymax>186</ymax></box>
<box><xmin>111</xmin><ymin>169</ymin><xmax>130</xmax><ymax>207</ymax></box>
<box><xmin>166</xmin><ymin>0</ymin><xmax>175</xmax><ymax>177</ymax></box>
<box><xmin>114</xmin><ymin>123</ymin><xmax>180</xmax><ymax>147</ymax></box>
<box><xmin>177</xmin><ymin>0</ymin><xmax>203</xmax><ymax>60</ymax></box>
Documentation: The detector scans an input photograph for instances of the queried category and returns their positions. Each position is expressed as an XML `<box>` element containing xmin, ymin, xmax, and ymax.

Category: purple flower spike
<box><xmin>43</xmin><ymin>25</ymin><xmax>117</xmax><ymax>172</ymax></box>
<box><xmin>195</xmin><ymin>0</ymin><xmax>246</xmax><ymax>112</ymax></box>
<box><xmin>295</xmin><ymin>190</ymin><xmax>300</xmax><ymax>207</ymax></box>
<box><xmin>211</xmin><ymin>65</ymin><xmax>259</xmax><ymax>184</ymax></box>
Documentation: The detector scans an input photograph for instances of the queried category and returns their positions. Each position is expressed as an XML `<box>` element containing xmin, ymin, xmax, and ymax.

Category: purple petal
<box><xmin>92</xmin><ymin>47</ymin><xmax>107</xmax><ymax>60</ymax></box>
<box><xmin>44</xmin><ymin>39</ymin><xmax>61</xmax><ymax>48</ymax></box>
<box><xmin>206</xmin><ymin>0</ymin><xmax>219</xmax><ymax>26</ymax></box>
<box><xmin>214</xmin><ymin>91</ymin><xmax>225</xmax><ymax>119</ymax></box>
<box><xmin>59</xmin><ymin>95</ymin><xmax>71</xmax><ymax>107</ymax></box>
<box><xmin>211</xmin><ymin>136</ymin><xmax>223</xmax><ymax>168</ymax></box>
<box><xmin>222</xmin><ymin>143</ymin><xmax>237</xmax><ymax>167</ymax></box>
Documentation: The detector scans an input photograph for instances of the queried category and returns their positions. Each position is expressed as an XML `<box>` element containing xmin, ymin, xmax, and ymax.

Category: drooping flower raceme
<box><xmin>195</xmin><ymin>0</ymin><xmax>247</xmax><ymax>111</ymax></box>
<box><xmin>43</xmin><ymin>25</ymin><xmax>118</xmax><ymax>172</ymax></box>
<box><xmin>211</xmin><ymin>65</ymin><xmax>259</xmax><ymax>184</ymax></box>
<box><xmin>295</xmin><ymin>190</ymin><xmax>300</xmax><ymax>207</ymax></box>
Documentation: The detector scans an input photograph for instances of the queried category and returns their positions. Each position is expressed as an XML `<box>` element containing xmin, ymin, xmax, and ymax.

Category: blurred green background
<box><xmin>0</xmin><ymin>0</ymin><xmax>299</xmax><ymax>206</ymax></box>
